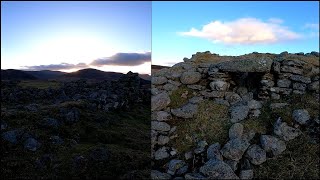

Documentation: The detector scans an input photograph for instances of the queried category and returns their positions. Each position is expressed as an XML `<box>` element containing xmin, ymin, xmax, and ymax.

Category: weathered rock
<box><xmin>247</xmin><ymin>100</ymin><xmax>262</xmax><ymax>110</ymax></box>
<box><xmin>260</xmin><ymin>135</ymin><xmax>286</xmax><ymax>156</ymax></box>
<box><xmin>185</xmin><ymin>173</ymin><xmax>206</xmax><ymax>180</ymax></box>
<box><xmin>180</xmin><ymin>71</ymin><xmax>202</xmax><ymax>84</ymax></box>
<box><xmin>236</xmin><ymin>87</ymin><xmax>248</xmax><ymax>97</ymax></box>
<box><xmin>214</xmin><ymin>98</ymin><xmax>230</xmax><ymax>106</ymax></box>
<box><xmin>185</xmin><ymin>151</ymin><xmax>193</xmax><ymax>160</ymax></box>
<box><xmin>225</xmin><ymin>92</ymin><xmax>242</xmax><ymax>105</ymax></box>
<box><xmin>292</xmin><ymin>109</ymin><xmax>310</xmax><ymax>125</ymax></box>
<box><xmin>270</xmin><ymin>103</ymin><xmax>288</xmax><ymax>110</ymax></box>
<box><xmin>207</xmin><ymin>143</ymin><xmax>223</xmax><ymax>160</ymax></box>
<box><xmin>308</xmin><ymin>81</ymin><xmax>319</xmax><ymax>91</ymax></box>
<box><xmin>245</xmin><ymin>144</ymin><xmax>266</xmax><ymax>165</ymax></box>
<box><xmin>292</xmin><ymin>82</ymin><xmax>307</xmax><ymax>91</ymax></box>
<box><xmin>152</xmin><ymin>92</ymin><xmax>171</xmax><ymax>111</ymax></box>
<box><xmin>216</xmin><ymin>57</ymin><xmax>273</xmax><ymax>73</ymax></box>
<box><xmin>171</xmin><ymin>103</ymin><xmax>198</xmax><ymax>118</ymax></box>
<box><xmin>200</xmin><ymin>90</ymin><xmax>225</xmax><ymax>98</ymax></box>
<box><xmin>220</xmin><ymin>138</ymin><xmax>250</xmax><ymax>161</ymax></box>
<box><xmin>239</xmin><ymin>169</ymin><xmax>253</xmax><ymax>179</ymax></box>
<box><xmin>249</xmin><ymin>109</ymin><xmax>261</xmax><ymax>118</ymax></box>
<box><xmin>274</xmin><ymin>118</ymin><xmax>300</xmax><ymax>141</ymax></box>
<box><xmin>24</xmin><ymin>137</ymin><xmax>41</xmax><ymax>151</ymax></box>
<box><xmin>280</xmin><ymin>66</ymin><xmax>303</xmax><ymax>75</ymax></box>
<box><xmin>290</xmin><ymin>75</ymin><xmax>311</xmax><ymax>84</ymax></box>
<box><xmin>157</xmin><ymin>135</ymin><xmax>170</xmax><ymax>145</ymax></box>
<box><xmin>225</xmin><ymin>160</ymin><xmax>238</xmax><ymax>172</ymax></box>
<box><xmin>230</xmin><ymin>105</ymin><xmax>250</xmax><ymax>123</ymax></box>
<box><xmin>277</xmin><ymin>79</ymin><xmax>291</xmax><ymax>88</ymax></box>
<box><xmin>152</xmin><ymin>111</ymin><xmax>172</xmax><ymax>121</ymax></box>
<box><xmin>2</xmin><ymin>129</ymin><xmax>24</xmax><ymax>144</ymax></box>
<box><xmin>187</xmin><ymin>84</ymin><xmax>205</xmax><ymax>90</ymax></box>
<box><xmin>152</xmin><ymin>76</ymin><xmax>168</xmax><ymax>85</ymax></box>
<box><xmin>154</xmin><ymin>147</ymin><xmax>170</xmax><ymax>160</ymax></box>
<box><xmin>163</xmin><ymin>83</ymin><xmax>178</xmax><ymax>91</ymax></box>
<box><xmin>151</xmin><ymin>170</ymin><xmax>172</xmax><ymax>179</ymax></box>
<box><xmin>200</xmin><ymin>159</ymin><xmax>239</xmax><ymax>179</ymax></box>
<box><xmin>167</xmin><ymin>159</ymin><xmax>188</xmax><ymax>175</ymax></box>
<box><xmin>189</xmin><ymin>96</ymin><xmax>204</xmax><ymax>104</ymax></box>
<box><xmin>229</xmin><ymin>123</ymin><xmax>244</xmax><ymax>139</ymax></box>
<box><xmin>151</xmin><ymin>121</ymin><xmax>171</xmax><ymax>132</ymax></box>
<box><xmin>210</xmin><ymin>80</ymin><xmax>230</xmax><ymax>91</ymax></box>
<box><xmin>271</xmin><ymin>93</ymin><xmax>280</xmax><ymax>100</ymax></box>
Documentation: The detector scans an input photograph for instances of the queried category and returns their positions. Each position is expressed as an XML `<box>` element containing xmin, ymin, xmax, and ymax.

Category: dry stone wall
<box><xmin>151</xmin><ymin>52</ymin><xmax>319</xmax><ymax>179</ymax></box>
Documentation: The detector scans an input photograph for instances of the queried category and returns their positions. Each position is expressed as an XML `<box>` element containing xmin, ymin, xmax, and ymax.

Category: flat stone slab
<box><xmin>214</xmin><ymin>57</ymin><xmax>273</xmax><ymax>73</ymax></box>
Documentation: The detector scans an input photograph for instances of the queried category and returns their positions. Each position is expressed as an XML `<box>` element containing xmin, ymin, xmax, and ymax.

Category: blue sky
<box><xmin>1</xmin><ymin>1</ymin><xmax>151</xmax><ymax>73</ymax></box>
<box><xmin>152</xmin><ymin>1</ymin><xmax>319</xmax><ymax>66</ymax></box>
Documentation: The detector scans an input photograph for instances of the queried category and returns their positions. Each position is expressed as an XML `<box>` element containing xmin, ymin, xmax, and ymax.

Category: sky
<box><xmin>1</xmin><ymin>1</ymin><xmax>151</xmax><ymax>74</ymax></box>
<box><xmin>152</xmin><ymin>1</ymin><xmax>319</xmax><ymax>66</ymax></box>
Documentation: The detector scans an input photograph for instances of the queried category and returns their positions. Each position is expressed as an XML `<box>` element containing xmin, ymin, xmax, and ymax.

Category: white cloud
<box><xmin>179</xmin><ymin>17</ymin><xmax>301</xmax><ymax>45</ymax></box>
<box><xmin>304</xmin><ymin>23</ymin><xmax>319</xmax><ymax>30</ymax></box>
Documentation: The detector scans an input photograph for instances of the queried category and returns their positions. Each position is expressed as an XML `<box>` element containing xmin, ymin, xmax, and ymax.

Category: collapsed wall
<box><xmin>151</xmin><ymin>52</ymin><xmax>319</xmax><ymax>179</ymax></box>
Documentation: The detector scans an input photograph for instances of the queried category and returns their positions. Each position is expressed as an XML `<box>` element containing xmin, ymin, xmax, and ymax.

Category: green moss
<box><xmin>169</xmin><ymin>86</ymin><xmax>194</xmax><ymax>109</ymax></box>
<box><xmin>169</xmin><ymin>100</ymin><xmax>231</xmax><ymax>153</ymax></box>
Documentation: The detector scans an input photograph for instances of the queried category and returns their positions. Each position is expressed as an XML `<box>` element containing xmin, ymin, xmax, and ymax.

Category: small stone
<box><xmin>230</xmin><ymin>105</ymin><xmax>250</xmax><ymax>123</ymax></box>
<box><xmin>185</xmin><ymin>151</ymin><xmax>193</xmax><ymax>160</ymax></box>
<box><xmin>239</xmin><ymin>169</ymin><xmax>253</xmax><ymax>179</ymax></box>
<box><xmin>207</xmin><ymin>143</ymin><xmax>223</xmax><ymax>160</ymax></box>
<box><xmin>151</xmin><ymin>121</ymin><xmax>171</xmax><ymax>132</ymax></box>
<box><xmin>220</xmin><ymin>137</ymin><xmax>250</xmax><ymax>161</ymax></box>
<box><xmin>171</xmin><ymin>103</ymin><xmax>198</xmax><ymax>119</ymax></box>
<box><xmin>180</xmin><ymin>71</ymin><xmax>202</xmax><ymax>84</ymax></box>
<box><xmin>229</xmin><ymin>123</ymin><xmax>244</xmax><ymax>139</ymax></box>
<box><xmin>260</xmin><ymin>135</ymin><xmax>286</xmax><ymax>156</ymax></box>
<box><xmin>24</xmin><ymin>137</ymin><xmax>41</xmax><ymax>151</ymax></box>
<box><xmin>247</xmin><ymin>100</ymin><xmax>262</xmax><ymax>110</ymax></box>
<box><xmin>152</xmin><ymin>76</ymin><xmax>168</xmax><ymax>85</ymax></box>
<box><xmin>157</xmin><ymin>135</ymin><xmax>170</xmax><ymax>145</ymax></box>
<box><xmin>154</xmin><ymin>147</ymin><xmax>170</xmax><ymax>160</ymax></box>
<box><xmin>151</xmin><ymin>170</ymin><xmax>172</xmax><ymax>179</ymax></box>
<box><xmin>245</xmin><ymin>144</ymin><xmax>266</xmax><ymax>165</ymax></box>
<box><xmin>167</xmin><ymin>159</ymin><xmax>188</xmax><ymax>175</ymax></box>
<box><xmin>292</xmin><ymin>109</ymin><xmax>310</xmax><ymax>125</ymax></box>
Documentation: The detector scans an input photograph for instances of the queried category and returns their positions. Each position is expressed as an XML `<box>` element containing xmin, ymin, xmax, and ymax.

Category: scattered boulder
<box><xmin>220</xmin><ymin>138</ymin><xmax>250</xmax><ymax>161</ymax></box>
<box><xmin>199</xmin><ymin>159</ymin><xmax>239</xmax><ymax>179</ymax></box>
<box><xmin>292</xmin><ymin>109</ymin><xmax>310</xmax><ymax>125</ymax></box>
<box><xmin>180</xmin><ymin>71</ymin><xmax>201</xmax><ymax>84</ymax></box>
<box><xmin>245</xmin><ymin>144</ymin><xmax>266</xmax><ymax>165</ymax></box>
<box><xmin>229</xmin><ymin>123</ymin><xmax>244</xmax><ymax>139</ymax></box>
<box><xmin>260</xmin><ymin>135</ymin><xmax>286</xmax><ymax>156</ymax></box>
<box><xmin>152</xmin><ymin>76</ymin><xmax>168</xmax><ymax>85</ymax></box>
<box><xmin>210</xmin><ymin>80</ymin><xmax>230</xmax><ymax>91</ymax></box>
<box><xmin>171</xmin><ymin>103</ymin><xmax>198</xmax><ymax>118</ymax></box>
<box><xmin>152</xmin><ymin>92</ymin><xmax>171</xmax><ymax>111</ymax></box>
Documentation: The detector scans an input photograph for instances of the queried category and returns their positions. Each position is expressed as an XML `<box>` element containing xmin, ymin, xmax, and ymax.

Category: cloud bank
<box><xmin>91</xmin><ymin>52</ymin><xmax>151</xmax><ymax>66</ymax></box>
<box><xmin>179</xmin><ymin>17</ymin><xmax>301</xmax><ymax>45</ymax></box>
<box><xmin>22</xmin><ymin>63</ymin><xmax>88</xmax><ymax>71</ymax></box>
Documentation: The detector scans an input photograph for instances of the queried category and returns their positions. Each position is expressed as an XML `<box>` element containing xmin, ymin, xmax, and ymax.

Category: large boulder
<box><xmin>200</xmin><ymin>159</ymin><xmax>239</xmax><ymax>179</ymax></box>
<box><xmin>180</xmin><ymin>71</ymin><xmax>202</xmax><ymax>84</ymax></box>
<box><xmin>215</xmin><ymin>57</ymin><xmax>273</xmax><ymax>73</ymax></box>
<box><xmin>245</xmin><ymin>144</ymin><xmax>266</xmax><ymax>165</ymax></box>
<box><xmin>292</xmin><ymin>109</ymin><xmax>310</xmax><ymax>125</ymax></box>
<box><xmin>220</xmin><ymin>138</ymin><xmax>250</xmax><ymax>161</ymax></box>
<box><xmin>152</xmin><ymin>76</ymin><xmax>168</xmax><ymax>85</ymax></box>
<box><xmin>210</xmin><ymin>80</ymin><xmax>230</xmax><ymax>91</ymax></box>
<box><xmin>152</xmin><ymin>111</ymin><xmax>172</xmax><ymax>121</ymax></box>
<box><xmin>151</xmin><ymin>92</ymin><xmax>171</xmax><ymax>111</ymax></box>
<box><xmin>171</xmin><ymin>103</ymin><xmax>198</xmax><ymax>118</ymax></box>
<box><xmin>260</xmin><ymin>135</ymin><xmax>286</xmax><ymax>156</ymax></box>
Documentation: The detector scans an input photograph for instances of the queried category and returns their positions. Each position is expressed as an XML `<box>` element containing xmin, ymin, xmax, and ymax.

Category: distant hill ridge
<box><xmin>1</xmin><ymin>68</ymin><xmax>151</xmax><ymax>81</ymax></box>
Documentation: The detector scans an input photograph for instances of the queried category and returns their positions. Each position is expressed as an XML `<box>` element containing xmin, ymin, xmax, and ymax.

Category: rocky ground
<box><xmin>1</xmin><ymin>72</ymin><xmax>151</xmax><ymax>179</ymax></box>
<box><xmin>151</xmin><ymin>51</ymin><xmax>319</xmax><ymax>179</ymax></box>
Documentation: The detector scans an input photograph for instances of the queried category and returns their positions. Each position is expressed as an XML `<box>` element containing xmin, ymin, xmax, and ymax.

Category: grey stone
<box><xmin>152</xmin><ymin>92</ymin><xmax>171</xmax><ymax>111</ymax></box>
<box><xmin>163</xmin><ymin>83</ymin><xmax>178</xmax><ymax>91</ymax></box>
<box><xmin>189</xmin><ymin>96</ymin><xmax>204</xmax><ymax>104</ymax></box>
<box><xmin>277</xmin><ymin>79</ymin><xmax>291</xmax><ymax>88</ymax></box>
<box><xmin>274</xmin><ymin>118</ymin><xmax>300</xmax><ymax>141</ymax></box>
<box><xmin>236</xmin><ymin>87</ymin><xmax>248</xmax><ymax>97</ymax></box>
<box><xmin>225</xmin><ymin>92</ymin><xmax>242</xmax><ymax>105</ymax></box>
<box><xmin>180</xmin><ymin>71</ymin><xmax>202</xmax><ymax>84</ymax></box>
<box><xmin>194</xmin><ymin>140</ymin><xmax>208</xmax><ymax>154</ymax></box>
<box><xmin>185</xmin><ymin>151</ymin><xmax>194</xmax><ymax>160</ymax></box>
<box><xmin>207</xmin><ymin>143</ymin><xmax>223</xmax><ymax>160</ymax></box>
<box><xmin>245</xmin><ymin>144</ymin><xmax>266</xmax><ymax>165</ymax></box>
<box><xmin>220</xmin><ymin>138</ymin><xmax>250</xmax><ymax>161</ymax></box>
<box><xmin>290</xmin><ymin>75</ymin><xmax>311</xmax><ymax>84</ymax></box>
<box><xmin>185</xmin><ymin>173</ymin><xmax>206</xmax><ymax>180</ymax></box>
<box><xmin>158</xmin><ymin>135</ymin><xmax>170</xmax><ymax>145</ymax></box>
<box><xmin>229</xmin><ymin>123</ymin><xmax>244</xmax><ymax>139</ymax></box>
<box><xmin>250</xmin><ymin>109</ymin><xmax>261</xmax><ymax>118</ymax></box>
<box><xmin>151</xmin><ymin>87</ymin><xmax>162</xmax><ymax>95</ymax></box>
<box><xmin>24</xmin><ymin>137</ymin><xmax>41</xmax><ymax>151</ymax></box>
<box><xmin>216</xmin><ymin>57</ymin><xmax>273</xmax><ymax>73</ymax></box>
<box><xmin>151</xmin><ymin>170</ymin><xmax>172</xmax><ymax>179</ymax></box>
<box><xmin>242</xmin><ymin>92</ymin><xmax>254</xmax><ymax>102</ymax></box>
<box><xmin>230</xmin><ymin>105</ymin><xmax>250</xmax><ymax>123</ymax></box>
<box><xmin>239</xmin><ymin>169</ymin><xmax>253</xmax><ymax>179</ymax></box>
<box><xmin>292</xmin><ymin>82</ymin><xmax>307</xmax><ymax>91</ymax></box>
<box><xmin>167</xmin><ymin>159</ymin><xmax>188</xmax><ymax>175</ymax></box>
<box><xmin>280</xmin><ymin>66</ymin><xmax>303</xmax><ymax>75</ymax></box>
<box><xmin>271</xmin><ymin>93</ymin><xmax>280</xmax><ymax>100</ymax></box>
<box><xmin>151</xmin><ymin>121</ymin><xmax>171</xmax><ymax>132</ymax></box>
<box><xmin>247</xmin><ymin>100</ymin><xmax>262</xmax><ymax>110</ymax></box>
<box><xmin>270</xmin><ymin>103</ymin><xmax>288</xmax><ymax>110</ymax></box>
<box><xmin>200</xmin><ymin>90</ymin><xmax>225</xmax><ymax>98</ymax></box>
<box><xmin>308</xmin><ymin>81</ymin><xmax>319</xmax><ymax>91</ymax></box>
<box><xmin>152</xmin><ymin>76</ymin><xmax>168</xmax><ymax>85</ymax></box>
<box><xmin>260</xmin><ymin>135</ymin><xmax>286</xmax><ymax>156</ymax></box>
<box><xmin>225</xmin><ymin>159</ymin><xmax>238</xmax><ymax>172</ymax></box>
<box><xmin>214</xmin><ymin>98</ymin><xmax>230</xmax><ymax>106</ymax></box>
<box><xmin>187</xmin><ymin>84</ymin><xmax>205</xmax><ymax>90</ymax></box>
<box><xmin>292</xmin><ymin>109</ymin><xmax>310</xmax><ymax>125</ymax></box>
<box><xmin>171</xmin><ymin>103</ymin><xmax>198</xmax><ymax>118</ymax></box>
<box><xmin>154</xmin><ymin>147</ymin><xmax>170</xmax><ymax>160</ymax></box>
<box><xmin>210</xmin><ymin>80</ymin><xmax>230</xmax><ymax>91</ymax></box>
<box><xmin>152</xmin><ymin>111</ymin><xmax>172</xmax><ymax>121</ymax></box>
<box><xmin>199</xmin><ymin>159</ymin><xmax>239</xmax><ymax>179</ymax></box>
